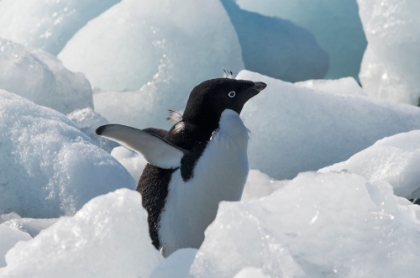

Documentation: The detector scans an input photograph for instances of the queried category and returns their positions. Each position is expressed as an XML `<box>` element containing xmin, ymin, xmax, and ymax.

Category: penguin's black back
<box><xmin>137</xmin><ymin>165</ymin><xmax>174</xmax><ymax>249</ymax></box>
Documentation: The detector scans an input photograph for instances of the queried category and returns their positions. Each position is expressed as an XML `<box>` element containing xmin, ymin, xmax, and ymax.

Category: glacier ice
<box><xmin>151</xmin><ymin>248</ymin><xmax>197</xmax><ymax>278</ymax></box>
<box><xmin>320</xmin><ymin>130</ymin><xmax>420</xmax><ymax>199</ymax></box>
<box><xmin>67</xmin><ymin>108</ymin><xmax>118</xmax><ymax>153</ymax></box>
<box><xmin>2</xmin><ymin>218</ymin><xmax>58</xmax><ymax>238</ymax></box>
<box><xmin>0</xmin><ymin>38</ymin><xmax>93</xmax><ymax>114</ymax></box>
<box><xmin>239</xmin><ymin>70</ymin><xmax>420</xmax><ymax>180</ymax></box>
<box><xmin>190</xmin><ymin>172</ymin><xmax>420</xmax><ymax>277</ymax></box>
<box><xmin>358</xmin><ymin>0</ymin><xmax>420</xmax><ymax>105</ymax></box>
<box><xmin>0</xmin><ymin>189</ymin><xmax>162</xmax><ymax>277</ymax></box>
<box><xmin>0</xmin><ymin>89</ymin><xmax>135</xmax><ymax>218</ymax></box>
<box><xmin>296</xmin><ymin>77</ymin><xmax>366</xmax><ymax>96</ymax></box>
<box><xmin>58</xmin><ymin>0</ymin><xmax>244</xmax><ymax>92</ymax></box>
<box><xmin>111</xmin><ymin>146</ymin><xmax>148</xmax><ymax>182</ymax></box>
<box><xmin>221</xmin><ymin>0</ymin><xmax>328</xmax><ymax>82</ymax></box>
<box><xmin>233</xmin><ymin>268</ymin><xmax>269</xmax><ymax>278</ymax></box>
<box><xmin>241</xmin><ymin>170</ymin><xmax>287</xmax><ymax>201</ymax></box>
<box><xmin>0</xmin><ymin>0</ymin><xmax>121</xmax><ymax>55</ymax></box>
<box><xmin>235</xmin><ymin>0</ymin><xmax>367</xmax><ymax>80</ymax></box>
<box><xmin>0</xmin><ymin>225</ymin><xmax>31</xmax><ymax>268</ymax></box>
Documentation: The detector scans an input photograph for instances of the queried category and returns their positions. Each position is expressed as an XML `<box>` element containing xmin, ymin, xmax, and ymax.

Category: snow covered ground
<box><xmin>1</xmin><ymin>0</ymin><xmax>420</xmax><ymax>277</ymax></box>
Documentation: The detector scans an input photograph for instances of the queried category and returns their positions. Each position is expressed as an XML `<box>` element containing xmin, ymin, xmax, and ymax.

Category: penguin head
<box><xmin>182</xmin><ymin>78</ymin><xmax>266</xmax><ymax>129</ymax></box>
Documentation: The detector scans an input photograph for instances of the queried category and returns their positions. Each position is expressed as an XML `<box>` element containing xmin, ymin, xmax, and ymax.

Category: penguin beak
<box><xmin>246</xmin><ymin>81</ymin><xmax>267</xmax><ymax>98</ymax></box>
<box><xmin>252</xmin><ymin>82</ymin><xmax>267</xmax><ymax>93</ymax></box>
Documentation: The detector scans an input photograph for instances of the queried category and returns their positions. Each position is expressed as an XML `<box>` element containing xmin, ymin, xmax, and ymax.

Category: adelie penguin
<box><xmin>96</xmin><ymin>76</ymin><xmax>267</xmax><ymax>257</ymax></box>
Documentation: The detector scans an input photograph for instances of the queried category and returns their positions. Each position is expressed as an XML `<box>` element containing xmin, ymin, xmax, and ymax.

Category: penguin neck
<box><xmin>166</xmin><ymin>119</ymin><xmax>219</xmax><ymax>151</ymax></box>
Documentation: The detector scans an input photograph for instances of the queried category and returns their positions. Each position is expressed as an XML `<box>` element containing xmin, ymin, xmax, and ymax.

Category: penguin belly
<box><xmin>158</xmin><ymin>109</ymin><xmax>249</xmax><ymax>256</ymax></box>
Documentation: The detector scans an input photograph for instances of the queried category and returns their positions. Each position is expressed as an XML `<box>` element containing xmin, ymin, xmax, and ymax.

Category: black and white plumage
<box><xmin>96</xmin><ymin>78</ymin><xmax>266</xmax><ymax>256</ymax></box>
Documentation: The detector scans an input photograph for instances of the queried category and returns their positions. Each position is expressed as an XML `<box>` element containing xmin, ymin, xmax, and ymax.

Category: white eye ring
<box><xmin>228</xmin><ymin>91</ymin><xmax>236</xmax><ymax>98</ymax></box>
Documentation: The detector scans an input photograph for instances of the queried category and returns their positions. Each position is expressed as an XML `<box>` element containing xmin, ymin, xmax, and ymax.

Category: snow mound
<box><xmin>238</xmin><ymin>70</ymin><xmax>420</xmax><ymax>180</ymax></box>
<box><xmin>67</xmin><ymin>108</ymin><xmax>118</xmax><ymax>153</ymax></box>
<box><xmin>111</xmin><ymin>147</ymin><xmax>148</xmax><ymax>182</ymax></box>
<box><xmin>0</xmin><ymin>189</ymin><xmax>162</xmax><ymax>277</ymax></box>
<box><xmin>190</xmin><ymin>172</ymin><xmax>420</xmax><ymax>277</ymax></box>
<box><xmin>0</xmin><ymin>0</ymin><xmax>120</xmax><ymax>55</ymax></box>
<box><xmin>0</xmin><ymin>225</ymin><xmax>31</xmax><ymax>268</ymax></box>
<box><xmin>235</xmin><ymin>0</ymin><xmax>367</xmax><ymax>80</ymax></box>
<box><xmin>358</xmin><ymin>0</ymin><xmax>420</xmax><ymax>105</ymax></box>
<box><xmin>58</xmin><ymin>0</ymin><xmax>244</xmax><ymax>92</ymax></box>
<box><xmin>0</xmin><ymin>90</ymin><xmax>135</xmax><ymax>218</ymax></box>
<box><xmin>221</xmin><ymin>0</ymin><xmax>328</xmax><ymax>82</ymax></box>
<box><xmin>0</xmin><ymin>38</ymin><xmax>93</xmax><ymax>114</ymax></box>
<box><xmin>321</xmin><ymin>130</ymin><xmax>420</xmax><ymax>199</ymax></box>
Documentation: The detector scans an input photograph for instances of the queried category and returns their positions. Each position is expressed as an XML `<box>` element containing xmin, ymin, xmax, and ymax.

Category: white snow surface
<box><xmin>358</xmin><ymin>0</ymin><xmax>420</xmax><ymax>105</ymax></box>
<box><xmin>67</xmin><ymin>108</ymin><xmax>118</xmax><ymax>153</ymax></box>
<box><xmin>0</xmin><ymin>38</ymin><xmax>93</xmax><ymax>114</ymax></box>
<box><xmin>0</xmin><ymin>0</ymin><xmax>121</xmax><ymax>55</ymax></box>
<box><xmin>220</xmin><ymin>0</ymin><xmax>328</xmax><ymax>82</ymax></box>
<box><xmin>189</xmin><ymin>172</ymin><xmax>420</xmax><ymax>278</ymax></box>
<box><xmin>0</xmin><ymin>90</ymin><xmax>135</xmax><ymax>218</ymax></box>
<box><xmin>235</xmin><ymin>0</ymin><xmax>367</xmax><ymax>80</ymax></box>
<box><xmin>58</xmin><ymin>0</ymin><xmax>244</xmax><ymax>93</ymax></box>
<box><xmin>321</xmin><ymin>130</ymin><xmax>420</xmax><ymax>199</ymax></box>
<box><xmin>238</xmin><ymin>70</ymin><xmax>420</xmax><ymax>180</ymax></box>
<box><xmin>0</xmin><ymin>189</ymin><xmax>162</xmax><ymax>277</ymax></box>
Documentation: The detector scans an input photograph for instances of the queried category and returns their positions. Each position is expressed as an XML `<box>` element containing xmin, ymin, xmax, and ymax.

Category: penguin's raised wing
<box><xmin>96</xmin><ymin>124</ymin><xmax>186</xmax><ymax>169</ymax></box>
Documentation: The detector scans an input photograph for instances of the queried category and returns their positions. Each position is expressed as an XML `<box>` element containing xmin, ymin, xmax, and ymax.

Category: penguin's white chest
<box><xmin>158</xmin><ymin>109</ymin><xmax>249</xmax><ymax>256</ymax></box>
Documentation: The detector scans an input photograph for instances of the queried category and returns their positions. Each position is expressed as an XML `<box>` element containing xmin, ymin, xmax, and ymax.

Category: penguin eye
<box><xmin>228</xmin><ymin>91</ymin><xmax>236</xmax><ymax>98</ymax></box>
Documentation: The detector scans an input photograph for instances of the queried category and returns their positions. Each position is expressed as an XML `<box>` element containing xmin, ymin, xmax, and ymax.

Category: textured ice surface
<box><xmin>296</xmin><ymin>77</ymin><xmax>366</xmax><ymax>96</ymax></box>
<box><xmin>58</xmin><ymin>0</ymin><xmax>244</xmax><ymax>92</ymax></box>
<box><xmin>0</xmin><ymin>90</ymin><xmax>135</xmax><ymax>218</ymax></box>
<box><xmin>2</xmin><ymin>218</ymin><xmax>58</xmax><ymax>238</ymax></box>
<box><xmin>241</xmin><ymin>170</ymin><xmax>286</xmax><ymax>201</ymax></box>
<box><xmin>233</xmin><ymin>268</ymin><xmax>269</xmax><ymax>278</ymax></box>
<box><xmin>321</xmin><ymin>130</ymin><xmax>420</xmax><ymax>199</ymax></box>
<box><xmin>0</xmin><ymin>189</ymin><xmax>162</xmax><ymax>278</ymax></box>
<box><xmin>111</xmin><ymin>146</ymin><xmax>147</xmax><ymax>182</ymax></box>
<box><xmin>221</xmin><ymin>0</ymin><xmax>328</xmax><ymax>82</ymax></box>
<box><xmin>67</xmin><ymin>108</ymin><xmax>118</xmax><ymax>153</ymax></box>
<box><xmin>0</xmin><ymin>38</ymin><xmax>93</xmax><ymax>114</ymax></box>
<box><xmin>0</xmin><ymin>213</ymin><xmax>21</xmax><ymax>224</ymax></box>
<box><xmin>236</xmin><ymin>0</ymin><xmax>367</xmax><ymax>80</ymax></box>
<box><xmin>151</xmin><ymin>248</ymin><xmax>197</xmax><ymax>278</ymax></box>
<box><xmin>190</xmin><ymin>172</ymin><xmax>420</xmax><ymax>278</ymax></box>
<box><xmin>358</xmin><ymin>0</ymin><xmax>420</xmax><ymax>105</ymax></box>
<box><xmin>238</xmin><ymin>70</ymin><xmax>420</xmax><ymax>180</ymax></box>
<box><xmin>0</xmin><ymin>225</ymin><xmax>31</xmax><ymax>268</ymax></box>
<box><xmin>0</xmin><ymin>0</ymin><xmax>120</xmax><ymax>55</ymax></box>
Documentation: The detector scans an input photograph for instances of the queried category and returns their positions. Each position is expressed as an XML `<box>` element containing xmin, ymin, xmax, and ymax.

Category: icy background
<box><xmin>1</xmin><ymin>0</ymin><xmax>420</xmax><ymax>277</ymax></box>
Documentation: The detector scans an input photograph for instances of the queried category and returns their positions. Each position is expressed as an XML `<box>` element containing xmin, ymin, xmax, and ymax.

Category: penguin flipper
<box><xmin>96</xmin><ymin>124</ymin><xmax>186</xmax><ymax>169</ymax></box>
<box><xmin>143</xmin><ymin>127</ymin><xmax>168</xmax><ymax>139</ymax></box>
